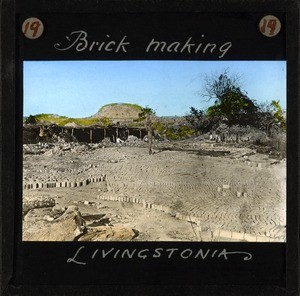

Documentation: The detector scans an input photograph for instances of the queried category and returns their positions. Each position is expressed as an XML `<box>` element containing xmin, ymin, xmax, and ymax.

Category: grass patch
<box><xmin>26</xmin><ymin>114</ymin><xmax>99</xmax><ymax>126</ymax></box>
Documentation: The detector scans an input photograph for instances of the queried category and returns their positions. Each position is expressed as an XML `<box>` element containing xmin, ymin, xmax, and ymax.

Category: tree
<box><xmin>207</xmin><ymin>89</ymin><xmax>257</xmax><ymax>126</ymax></box>
<box><xmin>256</xmin><ymin>100</ymin><xmax>286</xmax><ymax>135</ymax></box>
<box><xmin>185</xmin><ymin>107</ymin><xmax>205</xmax><ymax>129</ymax></box>
<box><xmin>202</xmin><ymin>69</ymin><xmax>242</xmax><ymax>102</ymax></box>
<box><xmin>138</xmin><ymin>106</ymin><xmax>155</xmax><ymax>155</ymax></box>
<box><xmin>185</xmin><ymin>107</ymin><xmax>215</xmax><ymax>133</ymax></box>
<box><xmin>271</xmin><ymin>100</ymin><xmax>286</xmax><ymax>130</ymax></box>
<box><xmin>25</xmin><ymin>115</ymin><xmax>37</xmax><ymax>124</ymax></box>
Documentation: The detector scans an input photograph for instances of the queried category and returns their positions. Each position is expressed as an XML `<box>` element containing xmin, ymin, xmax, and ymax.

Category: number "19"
<box><xmin>260</xmin><ymin>18</ymin><xmax>277</xmax><ymax>36</ymax></box>
<box><xmin>22</xmin><ymin>18</ymin><xmax>44</xmax><ymax>39</ymax></box>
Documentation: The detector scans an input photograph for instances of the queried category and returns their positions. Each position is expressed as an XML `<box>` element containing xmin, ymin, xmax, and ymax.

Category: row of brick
<box><xmin>24</xmin><ymin>175</ymin><xmax>106</xmax><ymax>190</ymax></box>
<box><xmin>96</xmin><ymin>195</ymin><xmax>285</xmax><ymax>242</ymax></box>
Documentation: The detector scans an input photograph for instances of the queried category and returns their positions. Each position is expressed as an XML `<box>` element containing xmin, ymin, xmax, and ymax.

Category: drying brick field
<box><xmin>23</xmin><ymin>137</ymin><xmax>286</xmax><ymax>242</ymax></box>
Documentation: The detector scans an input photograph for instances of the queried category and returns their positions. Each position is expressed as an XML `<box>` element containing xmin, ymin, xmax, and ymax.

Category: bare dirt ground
<box><xmin>23</xmin><ymin>138</ymin><xmax>286</xmax><ymax>242</ymax></box>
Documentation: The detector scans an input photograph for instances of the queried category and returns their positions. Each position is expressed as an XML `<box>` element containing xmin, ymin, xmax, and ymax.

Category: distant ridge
<box><xmin>23</xmin><ymin>103</ymin><xmax>146</xmax><ymax>126</ymax></box>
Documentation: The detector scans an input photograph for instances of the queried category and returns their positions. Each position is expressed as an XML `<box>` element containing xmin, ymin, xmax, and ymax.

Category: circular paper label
<box><xmin>259</xmin><ymin>15</ymin><xmax>281</xmax><ymax>37</ymax></box>
<box><xmin>22</xmin><ymin>17</ymin><xmax>44</xmax><ymax>39</ymax></box>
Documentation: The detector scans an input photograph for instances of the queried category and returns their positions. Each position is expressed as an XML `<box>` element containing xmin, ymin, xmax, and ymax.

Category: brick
<box><xmin>232</xmin><ymin>231</ymin><xmax>244</xmax><ymax>240</ymax></box>
<box><xmin>244</xmin><ymin>233</ymin><xmax>256</xmax><ymax>242</ymax></box>
<box><xmin>219</xmin><ymin>230</ymin><xmax>232</xmax><ymax>239</ymax></box>
<box><xmin>190</xmin><ymin>216</ymin><xmax>198</xmax><ymax>223</ymax></box>
<box><xmin>256</xmin><ymin>235</ymin><xmax>270</xmax><ymax>242</ymax></box>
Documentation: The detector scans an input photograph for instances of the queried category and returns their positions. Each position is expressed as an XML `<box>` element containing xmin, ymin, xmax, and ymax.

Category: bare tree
<box><xmin>138</xmin><ymin>106</ymin><xmax>155</xmax><ymax>155</ymax></box>
<box><xmin>202</xmin><ymin>69</ymin><xmax>243</xmax><ymax>103</ymax></box>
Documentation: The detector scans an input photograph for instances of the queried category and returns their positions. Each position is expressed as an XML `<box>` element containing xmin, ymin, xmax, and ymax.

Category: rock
<box><xmin>102</xmin><ymin>137</ymin><xmax>112</xmax><ymax>145</ymax></box>
<box><xmin>44</xmin><ymin>215</ymin><xmax>54</xmax><ymax>222</ymax></box>
<box><xmin>125</xmin><ymin>135</ymin><xmax>143</xmax><ymax>147</ymax></box>
<box><xmin>78</xmin><ymin>226</ymin><xmax>138</xmax><ymax>241</ymax></box>
<box><xmin>46</xmin><ymin>206</ymin><xmax>86</xmax><ymax>241</ymax></box>
<box><xmin>43</xmin><ymin>150</ymin><xmax>53</xmax><ymax>157</ymax></box>
<box><xmin>51</xmin><ymin>205</ymin><xmax>66</xmax><ymax>219</ymax></box>
<box><xmin>24</xmin><ymin>204</ymin><xmax>138</xmax><ymax>241</ymax></box>
<box><xmin>23</xmin><ymin>197</ymin><xmax>56</xmax><ymax>217</ymax></box>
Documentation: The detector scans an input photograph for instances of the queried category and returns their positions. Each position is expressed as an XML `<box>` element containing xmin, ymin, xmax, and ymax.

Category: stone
<box><xmin>44</xmin><ymin>215</ymin><xmax>54</xmax><ymax>222</ymax></box>
<box><xmin>23</xmin><ymin>196</ymin><xmax>56</xmax><ymax>217</ymax></box>
<box><xmin>25</xmin><ymin>206</ymin><xmax>86</xmax><ymax>241</ymax></box>
<box><xmin>78</xmin><ymin>226</ymin><xmax>138</xmax><ymax>241</ymax></box>
<box><xmin>51</xmin><ymin>205</ymin><xmax>66</xmax><ymax>219</ymax></box>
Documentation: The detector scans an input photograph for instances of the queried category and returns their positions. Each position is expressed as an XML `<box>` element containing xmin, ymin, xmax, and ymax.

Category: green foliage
<box><xmin>185</xmin><ymin>107</ymin><xmax>218</xmax><ymax>132</ymax></box>
<box><xmin>24</xmin><ymin>113</ymin><xmax>99</xmax><ymax>126</ymax></box>
<box><xmin>100</xmin><ymin>116</ymin><xmax>112</xmax><ymax>127</ymax></box>
<box><xmin>271</xmin><ymin>100</ymin><xmax>286</xmax><ymax>130</ymax></box>
<box><xmin>207</xmin><ymin>90</ymin><xmax>257</xmax><ymax>126</ymax></box>
<box><xmin>138</xmin><ymin>106</ymin><xmax>156</xmax><ymax>154</ymax></box>
<box><xmin>164</xmin><ymin>125</ymin><xmax>196</xmax><ymax>140</ymax></box>
<box><xmin>58</xmin><ymin>117</ymin><xmax>99</xmax><ymax>126</ymax></box>
<box><xmin>165</xmin><ymin>127</ymin><xmax>179</xmax><ymax>140</ymax></box>
<box><xmin>255</xmin><ymin>101</ymin><xmax>286</xmax><ymax>134</ymax></box>
<box><xmin>138</xmin><ymin>106</ymin><xmax>156</xmax><ymax>121</ymax></box>
<box><xmin>25</xmin><ymin>115</ymin><xmax>37</xmax><ymax>124</ymax></box>
<box><xmin>32</xmin><ymin>114</ymin><xmax>68</xmax><ymax>125</ymax></box>
<box><xmin>177</xmin><ymin>125</ymin><xmax>197</xmax><ymax>138</ymax></box>
<box><xmin>185</xmin><ymin>107</ymin><xmax>205</xmax><ymax>127</ymax></box>
<box><xmin>152</xmin><ymin>122</ymin><xmax>165</xmax><ymax>134</ymax></box>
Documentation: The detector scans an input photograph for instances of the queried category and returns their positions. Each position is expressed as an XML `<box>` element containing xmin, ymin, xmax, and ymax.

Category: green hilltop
<box><xmin>24</xmin><ymin>113</ymin><xmax>99</xmax><ymax>127</ymax></box>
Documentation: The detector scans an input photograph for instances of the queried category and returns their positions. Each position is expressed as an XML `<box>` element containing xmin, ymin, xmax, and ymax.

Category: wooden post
<box><xmin>90</xmin><ymin>129</ymin><xmax>93</xmax><ymax>143</ymax></box>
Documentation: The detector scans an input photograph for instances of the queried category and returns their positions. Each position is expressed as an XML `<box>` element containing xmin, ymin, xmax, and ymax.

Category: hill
<box><xmin>93</xmin><ymin>103</ymin><xmax>143</xmax><ymax>122</ymax></box>
<box><xmin>24</xmin><ymin>103</ymin><xmax>145</xmax><ymax>126</ymax></box>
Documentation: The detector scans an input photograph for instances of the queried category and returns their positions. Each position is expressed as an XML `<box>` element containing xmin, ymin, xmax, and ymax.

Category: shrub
<box><xmin>25</xmin><ymin>115</ymin><xmax>37</xmax><ymax>124</ymax></box>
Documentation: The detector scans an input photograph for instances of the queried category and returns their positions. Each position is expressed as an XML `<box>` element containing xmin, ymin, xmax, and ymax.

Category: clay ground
<box><xmin>23</xmin><ymin>139</ymin><xmax>286</xmax><ymax>242</ymax></box>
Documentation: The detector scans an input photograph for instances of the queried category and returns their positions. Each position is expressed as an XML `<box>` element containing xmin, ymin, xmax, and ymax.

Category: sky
<box><xmin>23</xmin><ymin>60</ymin><xmax>286</xmax><ymax>117</ymax></box>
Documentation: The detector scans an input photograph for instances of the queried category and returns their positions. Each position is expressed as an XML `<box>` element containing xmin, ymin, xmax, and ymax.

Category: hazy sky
<box><xmin>24</xmin><ymin>60</ymin><xmax>286</xmax><ymax>117</ymax></box>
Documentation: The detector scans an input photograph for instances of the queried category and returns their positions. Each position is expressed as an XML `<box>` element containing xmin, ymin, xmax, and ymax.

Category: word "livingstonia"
<box><xmin>67</xmin><ymin>246</ymin><xmax>252</xmax><ymax>265</ymax></box>
<box><xmin>54</xmin><ymin>31</ymin><xmax>233</xmax><ymax>58</ymax></box>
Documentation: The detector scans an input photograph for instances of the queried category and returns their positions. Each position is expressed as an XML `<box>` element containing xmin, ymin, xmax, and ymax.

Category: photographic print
<box><xmin>22</xmin><ymin>60</ymin><xmax>286</xmax><ymax>243</ymax></box>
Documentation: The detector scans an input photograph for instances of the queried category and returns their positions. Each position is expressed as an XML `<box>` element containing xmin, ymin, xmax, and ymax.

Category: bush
<box><xmin>25</xmin><ymin>115</ymin><xmax>37</xmax><ymax>124</ymax></box>
<box><xmin>165</xmin><ymin>125</ymin><xmax>196</xmax><ymax>140</ymax></box>
<box><xmin>100</xmin><ymin>117</ymin><xmax>112</xmax><ymax>127</ymax></box>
